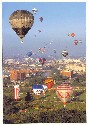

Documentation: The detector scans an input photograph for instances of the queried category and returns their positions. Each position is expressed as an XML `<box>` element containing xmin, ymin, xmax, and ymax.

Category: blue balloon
<box><xmin>26</xmin><ymin>51</ymin><xmax>32</xmax><ymax>57</ymax></box>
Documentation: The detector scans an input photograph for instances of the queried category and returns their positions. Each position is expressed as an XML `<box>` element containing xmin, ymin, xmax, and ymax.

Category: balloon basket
<box><xmin>63</xmin><ymin>102</ymin><xmax>66</xmax><ymax>108</ymax></box>
<box><xmin>20</xmin><ymin>38</ymin><xmax>24</xmax><ymax>43</ymax></box>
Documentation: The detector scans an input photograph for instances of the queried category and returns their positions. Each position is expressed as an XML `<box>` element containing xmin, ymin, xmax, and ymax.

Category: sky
<box><xmin>2</xmin><ymin>2</ymin><xmax>86</xmax><ymax>59</ymax></box>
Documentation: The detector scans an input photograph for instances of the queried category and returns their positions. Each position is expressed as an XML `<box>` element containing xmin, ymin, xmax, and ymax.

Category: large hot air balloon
<box><xmin>61</xmin><ymin>50</ymin><xmax>68</xmax><ymax>57</ymax></box>
<box><xmin>32</xmin><ymin>84</ymin><xmax>44</xmax><ymax>95</ymax></box>
<box><xmin>56</xmin><ymin>83</ymin><xmax>73</xmax><ymax>107</ymax></box>
<box><xmin>9</xmin><ymin>10</ymin><xmax>34</xmax><ymax>43</ymax></box>
<box><xmin>44</xmin><ymin>77</ymin><xmax>54</xmax><ymax>90</ymax></box>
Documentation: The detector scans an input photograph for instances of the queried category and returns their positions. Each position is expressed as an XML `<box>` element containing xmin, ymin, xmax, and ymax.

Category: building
<box><xmin>65</xmin><ymin>63</ymin><xmax>86</xmax><ymax>74</ymax></box>
<box><xmin>9</xmin><ymin>69</ymin><xmax>39</xmax><ymax>81</ymax></box>
<box><xmin>9</xmin><ymin>70</ymin><xmax>26</xmax><ymax>81</ymax></box>
<box><xmin>60</xmin><ymin>70</ymin><xmax>73</xmax><ymax>78</ymax></box>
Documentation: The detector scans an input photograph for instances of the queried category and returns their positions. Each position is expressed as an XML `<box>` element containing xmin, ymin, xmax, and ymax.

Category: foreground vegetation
<box><xmin>3</xmin><ymin>83</ymin><xmax>86</xmax><ymax>123</ymax></box>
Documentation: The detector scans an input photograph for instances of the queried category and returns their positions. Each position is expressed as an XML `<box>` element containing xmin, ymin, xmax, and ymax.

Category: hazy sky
<box><xmin>2</xmin><ymin>2</ymin><xmax>86</xmax><ymax>58</ymax></box>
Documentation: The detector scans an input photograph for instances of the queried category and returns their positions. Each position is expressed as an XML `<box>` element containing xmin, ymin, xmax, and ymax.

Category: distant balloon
<box><xmin>39</xmin><ymin>17</ymin><xmax>43</xmax><ymax>22</ymax></box>
<box><xmin>9</xmin><ymin>10</ymin><xmax>34</xmax><ymax>43</ymax></box>
<box><xmin>54</xmin><ymin>49</ymin><xmax>56</xmax><ymax>53</ymax></box>
<box><xmin>38</xmin><ymin>30</ymin><xmax>41</xmax><ymax>33</ymax></box>
<box><xmin>68</xmin><ymin>33</ymin><xmax>70</xmax><ymax>36</ymax></box>
<box><xmin>78</xmin><ymin>40</ymin><xmax>82</xmax><ymax>43</ymax></box>
<box><xmin>68</xmin><ymin>33</ymin><xmax>75</xmax><ymax>37</ymax></box>
<box><xmin>56</xmin><ymin>83</ymin><xmax>73</xmax><ymax>107</ymax></box>
<box><xmin>62</xmin><ymin>50</ymin><xmax>68</xmax><ymax>57</ymax></box>
<box><xmin>34</xmin><ymin>34</ymin><xmax>36</xmax><ymax>37</ymax></box>
<box><xmin>39</xmin><ymin>58</ymin><xmax>46</xmax><ymax>65</ymax></box>
<box><xmin>32</xmin><ymin>8</ymin><xmax>38</xmax><ymax>14</ymax></box>
<box><xmin>38</xmin><ymin>47</ymin><xmax>46</xmax><ymax>53</ymax></box>
<box><xmin>26</xmin><ymin>51</ymin><xmax>32</xmax><ymax>57</ymax></box>
<box><xmin>74</xmin><ymin>40</ymin><xmax>78</xmax><ymax>45</ymax></box>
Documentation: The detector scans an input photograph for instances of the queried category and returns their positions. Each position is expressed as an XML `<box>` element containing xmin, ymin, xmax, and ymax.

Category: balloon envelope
<box><xmin>32</xmin><ymin>8</ymin><xmax>38</xmax><ymax>14</ymax></box>
<box><xmin>44</xmin><ymin>77</ymin><xmax>54</xmax><ymax>89</ymax></box>
<box><xmin>71</xmin><ymin>33</ymin><xmax>75</xmax><ymax>37</ymax></box>
<box><xmin>62</xmin><ymin>50</ymin><xmax>68</xmax><ymax>57</ymax></box>
<box><xmin>39</xmin><ymin>17</ymin><xmax>43</xmax><ymax>22</ymax></box>
<box><xmin>26</xmin><ymin>51</ymin><xmax>32</xmax><ymax>57</ymax></box>
<box><xmin>9</xmin><ymin>10</ymin><xmax>34</xmax><ymax>42</ymax></box>
<box><xmin>39</xmin><ymin>58</ymin><xmax>46</xmax><ymax>65</ymax></box>
<box><xmin>74</xmin><ymin>40</ymin><xmax>78</xmax><ymax>45</ymax></box>
<box><xmin>56</xmin><ymin>83</ymin><xmax>73</xmax><ymax>107</ymax></box>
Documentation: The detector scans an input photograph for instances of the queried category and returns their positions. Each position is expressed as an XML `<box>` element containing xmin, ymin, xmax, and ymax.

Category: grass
<box><xmin>3</xmin><ymin>84</ymin><xmax>86</xmax><ymax>123</ymax></box>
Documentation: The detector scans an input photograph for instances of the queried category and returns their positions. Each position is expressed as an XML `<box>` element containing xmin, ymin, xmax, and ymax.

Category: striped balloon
<box><xmin>9</xmin><ymin>10</ymin><xmax>34</xmax><ymax>42</ymax></box>
<box><xmin>56</xmin><ymin>83</ymin><xmax>73</xmax><ymax>107</ymax></box>
<box><xmin>14</xmin><ymin>85</ymin><xmax>20</xmax><ymax>100</ymax></box>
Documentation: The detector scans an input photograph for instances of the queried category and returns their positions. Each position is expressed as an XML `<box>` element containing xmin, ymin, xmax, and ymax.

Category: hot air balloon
<box><xmin>71</xmin><ymin>33</ymin><xmax>75</xmax><ymax>37</ymax></box>
<box><xmin>14</xmin><ymin>85</ymin><xmax>20</xmax><ymax>101</ymax></box>
<box><xmin>54</xmin><ymin>49</ymin><xmax>56</xmax><ymax>53</ymax></box>
<box><xmin>38</xmin><ymin>30</ymin><xmax>41</xmax><ymax>33</ymax></box>
<box><xmin>26</xmin><ymin>51</ymin><xmax>32</xmax><ymax>57</ymax></box>
<box><xmin>38</xmin><ymin>47</ymin><xmax>46</xmax><ymax>53</ymax></box>
<box><xmin>68</xmin><ymin>33</ymin><xmax>70</xmax><ymax>36</ymax></box>
<box><xmin>39</xmin><ymin>17</ymin><xmax>43</xmax><ymax>22</ymax></box>
<box><xmin>39</xmin><ymin>58</ymin><xmax>46</xmax><ymax>65</ymax></box>
<box><xmin>32</xmin><ymin>8</ymin><xmax>38</xmax><ymax>14</ymax></box>
<box><xmin>9</xmin><ymin>10</ymin><xmax>34</xmax><ymax>43</ymax></box>
<box><xmin>68</xmin><ymin>33</ymin><xmax>75</xmax><ymax>37</ymax></box>
<box><xmin>78</xmin><ymin>40</ymin><xmax>82</xmax><ymax>43</ymax></box>
<box><xmin>56</xmin><ymin>83</ymin><xmax>73</xmax><ymax>107</ymax></box>
<box><xmin>74</xmin><ymin>40</ymin><xmax>78</xmax><ymax>45</ymax></box>
<box><xmin>44</xmin><ymin>77</ymin><xmax>54</xmax><ymax>90</ymax></box>
<box><xmin>32</xmin><ymin>84</ymin><xmax>45</xmax><ymax>95</ymax></box>
<box><xmin>61</xmin><ymin>50</ymin><xmax>68</xmax><ymax>57</ymax></box>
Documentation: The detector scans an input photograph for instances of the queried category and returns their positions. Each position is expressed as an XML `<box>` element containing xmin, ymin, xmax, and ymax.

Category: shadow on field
<box><xmin>3</xmin><ymin>108</ymin><xmax>86</xmax><ymax>123</ymax></box>
<box><xmin>35</xmin><ymin>109</ymin><xmax>86</xmax><ymax>123</ymax></box>
<box><xmin>3</xmin><ymin>91</ymin><xmax>86</xmax><ymax>124</ymax></box>
<box><xmin>73</xmin><ymin>90</ymin><xmax>84</xmax><ymax>97</ymax></box>
<box><xmin>39</xmin><ymin>95</ymin><xmax>51</xmax><ymax>100</ymax></box>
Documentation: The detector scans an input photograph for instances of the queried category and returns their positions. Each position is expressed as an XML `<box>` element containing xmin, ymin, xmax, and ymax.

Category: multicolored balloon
<box><xmin>14</xmin><ymin>85</ymin><xmax>20</xmax><ymax>100</ymax></box>
<box><xmin>56</xmin><ymin>83</ymin><xmax>73</xmax><ymax>107</ymax></box>
<box><xmin>9</xmin><ymin>10</ymin><xmax>34</xmax><ymax>43</ymax></box>
<box><xmin>39</xmin><ymin>58</ymin><xmax>46</xmax><ymax>65</ymax></box>
<box><xmin>74</xmin><ymin>40</ymin><xmax>78</xmax><ymax>45</ymax></box>
<box><xmin>61</xmin><ymin>50</ymin><xmax>68</xmax><ymax>57</ymax></box>
<box><xmin>68</xmin><ymin>33</ymin><xmax>75</xmax><ymax>37</ymax></box>
<box><xmin>44</xmin><ymin>77</ymin><xmax>54</xmax><ymax>90</ymax></box>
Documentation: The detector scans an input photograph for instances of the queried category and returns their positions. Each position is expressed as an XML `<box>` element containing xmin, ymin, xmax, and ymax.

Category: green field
<box><xmin>3</xmin><ymin>84</ymin><xmax>86</xmax><ymax>123</ymax></box>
